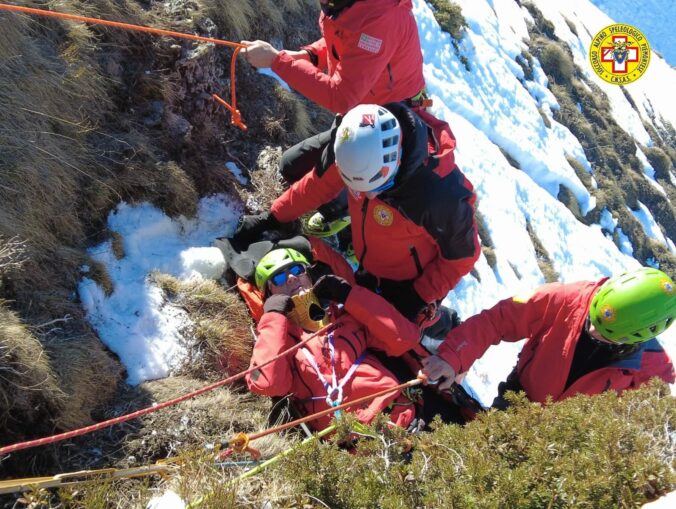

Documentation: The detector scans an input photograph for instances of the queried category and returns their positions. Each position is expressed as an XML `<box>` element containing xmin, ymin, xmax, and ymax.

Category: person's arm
<box><xmin>271</xmin><ymin>17</ymin><xmax>398</xmax><ymax>113</ymax></box>
<box><xmin>436</xmin><ymin>288</ymin><xmax>554</xmax><ymax>375</ymax></box>
<box><xmin>270</xmin><ymin>163</ymin><xmax>344</xmax><ymax>222</ymax></box>
<box><xmin>309</xmin><ymin>237</ymin><xmax>356</xmax><ymax>284</ymax></box>
<box><xmin>344</xmin><ymin>286</ymin><xmax>421</xmax><ymax>357</ymax></box>
<box><xmin>413</xmin><ymin>174</ymin><xmax>480</xmax><ymax>304</ymax></box>
<box><xmin>245</xmin><ymin>309</ymin><xmax>297</xmax><ymax>396</ymax></box>
<box><xmin>301</xmin><ymin>37</ymin><xmax>328</xmax><ymax>69</ymax></box>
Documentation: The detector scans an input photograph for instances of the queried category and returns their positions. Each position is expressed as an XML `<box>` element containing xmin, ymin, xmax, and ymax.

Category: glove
<box><xmin>354</xmin><ymin>269</ymin><xmax>378</xmax><ymax>292</ymax></box>
<box><xmin>263</xmin><ymin>294</ymin><xmax>294</xmax><ymax>315</ymax></box>
<box><xmin>231</xmin><ymin>211</ymin><xmax>280</xmax><ymax>246</ymax></box>
<box><xmin>389</xmin><ymin>287</ymin><xmax>427</xmax><ymax>322</ymax></box>
<box><xmin>312</xmin><ymin>275</ymin><xmax>352</xmax><ymax>304</ymax></box>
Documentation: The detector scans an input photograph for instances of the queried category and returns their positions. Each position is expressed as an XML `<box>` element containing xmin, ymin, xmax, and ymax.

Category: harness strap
<box><xmin>301</xmin><ymin>332</ymin><xmax>366</xmax><ymax>414</ymax></box>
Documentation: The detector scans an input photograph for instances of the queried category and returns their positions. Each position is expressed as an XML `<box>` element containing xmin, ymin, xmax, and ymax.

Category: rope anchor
<box><xmin>0</xmin><ymin>2</ymin><xmax>247</xmax><ymax>130</ymax></box>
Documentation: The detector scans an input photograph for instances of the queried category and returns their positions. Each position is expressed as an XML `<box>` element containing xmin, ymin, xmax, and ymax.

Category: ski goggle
<box><xmin>270</xmin><ymin>263</ymin><xmax>307</xmax><ymax>287</ymax></box>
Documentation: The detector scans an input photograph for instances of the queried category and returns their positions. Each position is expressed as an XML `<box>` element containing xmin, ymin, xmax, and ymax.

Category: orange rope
<box><xmin>0</xmin><ymin>322</ymin><xmax>340</xmax><ymax>456</ymax></box>
<box><xmin>0</xmin><ymin>2</ymin><xmax>247</xmax><ymax>130</ymax></box>
<box><xmin>226</xmin><ymin>376</ymin><xmax>426</xmax><ymax>449</ymax></box>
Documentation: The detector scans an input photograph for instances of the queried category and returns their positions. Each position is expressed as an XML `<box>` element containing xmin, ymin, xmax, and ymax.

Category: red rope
<box><xmin>0</xmin><ymin>3</ymin><xmax>247</xmax><ymax>130</ymax></box>
<box><xmin>0</xmin><ymin>322</ymin><xmax>340</xmax><ymax>456</ymax></box>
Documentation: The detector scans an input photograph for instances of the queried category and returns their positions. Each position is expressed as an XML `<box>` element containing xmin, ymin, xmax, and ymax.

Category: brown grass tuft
<box><xmin>526</xmin><ymin>220</ymin><xmax>559</xmax><ymax>283</ymax></box>
<box><xmin>0</xmin><ymin>305</ymin><xmax>64</xmax><ymax>445</ymax></box>
<box><xmin>45</xmin><ymin>331</ymin><xmax>123</xmax><ymax>430</ymax></box>
<box><xmin>243</xmin><ymin>147</ymin><xmax>286</xmax><ymax>211</ymax></box>
<box><xmin>111</xmin><ymin>231</ymin><xmax>125</xmax><ymax>260</ymax></box>
<box><xmin>152</xmin><ymin>274</ymin><xmax>254</xmax><ymax>377</ymax></box>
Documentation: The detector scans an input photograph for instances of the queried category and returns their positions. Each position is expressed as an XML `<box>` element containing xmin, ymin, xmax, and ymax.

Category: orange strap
<box><xmin>0</xmin><ymin>3</ymin><xmax>247</xmax><ymax>130</ymax></box>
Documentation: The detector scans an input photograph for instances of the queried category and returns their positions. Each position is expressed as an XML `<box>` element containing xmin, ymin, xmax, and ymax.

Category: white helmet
<box><xmin>333</xmin><ymin>104</ymin><xmax>402</xmax><ymax>193</ymax></box>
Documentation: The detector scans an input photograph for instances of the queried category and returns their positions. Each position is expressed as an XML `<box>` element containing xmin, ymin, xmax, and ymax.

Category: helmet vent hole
<box><xmin>666</xmin><ymin>317</ymin><xmax>674</xmax><ymax>328</ymax></box>
<box><xmin>381</xmin><ymin>118</ymin><xmax>397</xmax><ymax>131</ymax></box>
<box><xmin>649</xmin><ymin>325</ymin><xmax>657</xmax><ymax>333</ymax></box>
<box><xmin>633</xmin><ymin>332</ymin><xmax>643</xmax><ymax>338</ymax></box>
<box><xmin>382</xmin><ymin>135</ymin><xmax>399</xmax><ymax>148</ymax></box>
<box><xmin>383</xmin><ymin>151</ymin><xmax>398</xmax><ymax>163</ymax></box>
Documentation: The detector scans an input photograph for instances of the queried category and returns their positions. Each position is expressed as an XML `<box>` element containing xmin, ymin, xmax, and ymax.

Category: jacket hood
<box><xmin>382</xmin><ymin>102</ymin><xmax>430</xmax><ymax>189</ymax></box>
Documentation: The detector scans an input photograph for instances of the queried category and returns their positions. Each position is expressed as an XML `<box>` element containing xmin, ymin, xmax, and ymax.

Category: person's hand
<box><xmin>388</xmin><ymin>287</ymin><xmax>427</xmax><ymax>322</ymax></box>
<box><xmin>421</xmin><ymin>355</ymin><xmax>456</xmax><ymax>391</ymax></box>
<box><xmin>263</xmin><ymin>294</ymin><xmax>294</xmax><ymax>315</ymax></box>
<box><xmin>230</xmin><ymin>211</ymin><xmax>279</xmax><ymax>246</ymax></box>
<box><xmin>240</xmin><ymin>40</ymin><xmax>279</xmax><ymax>68</ymax></box>
<box><xmin>312</xmin><ymin>275</ymin><xmax>352</xmax><ymax>304</ymax></box>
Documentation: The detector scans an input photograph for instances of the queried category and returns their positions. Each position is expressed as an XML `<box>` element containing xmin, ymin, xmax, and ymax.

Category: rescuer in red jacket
<box><xmin>240</xmin><ymin>0</ymin><xmax>426</xmax><ymax>236</ymax></box>
<box><xmin>245</xmin><ymin>247</ymin><xmax>423</xmax><ymax>431</ymax></box>
<box><xmin>421</xmin><ymin>268</ymin><xmax>676</xmax><ymax>407</ymax></box>
<box><xmin>232</xmin><ymin>102</ymin><xmax>480</xmax><ymax>327</ymax></box>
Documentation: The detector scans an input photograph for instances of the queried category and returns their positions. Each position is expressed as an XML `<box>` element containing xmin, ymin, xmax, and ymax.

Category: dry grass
<box><xmin>526</xmin><ymin>220</ymin><xmax>559</xmax><ymax>283</ymax></box>
<box><xmin>243</xmin><ymin>146</ymin><xmax>286</xmax><ymax>211</ymax></box>
<box><xmin>152</xmin><ymin>274</ymin><xmax>254</xmax><ymax>378</ymax></box>
<box><xmin>0</xmin><ymin>305</ymin><xmax>64</xmax><ymax>445</ymax></box>
<box><xmin>45</xmin><ymin>331</ymin><xmax>123</xmax><ymax>430</ymax></box>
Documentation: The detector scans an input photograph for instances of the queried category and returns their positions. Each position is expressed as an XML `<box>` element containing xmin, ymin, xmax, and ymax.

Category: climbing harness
<box><xmin>300</xmin><ymin>332</ymin><xmax>366</xmax><ymax>415</ymax></box>
<box><xmin>218</xmin><ymin>375</ymin><xmax>425</xmax><ymax>459</ymax></box>
<box><xmin>0</xmin><ymin>3</ymin><xmax>247</xmax><ymax>130</ymax></box>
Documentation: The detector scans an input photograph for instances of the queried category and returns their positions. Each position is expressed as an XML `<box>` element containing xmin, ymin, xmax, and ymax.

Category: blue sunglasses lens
<box><xmin>271</xmin><ymin>264</ymin><xmax>306</xmax><ymax>286</ymax></box>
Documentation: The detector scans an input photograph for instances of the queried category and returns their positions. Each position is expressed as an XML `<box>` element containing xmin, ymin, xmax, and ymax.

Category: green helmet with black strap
<box><xmin>255</xmin><ymin>248</ymin><xmax>309</xmax><ymax>292</ymax></box>
<box><xmin>589</xmin><ymin>267</ymin><xmax>676</xmax><ymax>344</ymax></box>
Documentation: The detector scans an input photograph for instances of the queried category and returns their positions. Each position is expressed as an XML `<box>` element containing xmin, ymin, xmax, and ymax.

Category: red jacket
<box><xmin>271</xmin><ymin>105</ymin><xmax>480</xmax><ymax>304</ymax></box>
<box><xmin>271</xmin><ymin>0</ymin><xmax>425</xmax><ymax>113</ymax></box>
<box><xmin>437</xmin><ymin>280</ymin><xmax>676</xmax><ymax>403</ymax></box>
<box><xmin>246</xmin><ymin>286</ymin><xmax>420</xmax><ymax>430</ymax></box>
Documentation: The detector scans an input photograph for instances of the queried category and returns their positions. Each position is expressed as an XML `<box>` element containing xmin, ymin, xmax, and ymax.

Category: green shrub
<box><xmin>427</xmin><ymin>0</ymin><xmax>468</xmax><ymax>41</ymax></box>
<box><xmin>271</xmin><ymin>382</ymin><xmax>675</xmax><ymax>508</ymax></box>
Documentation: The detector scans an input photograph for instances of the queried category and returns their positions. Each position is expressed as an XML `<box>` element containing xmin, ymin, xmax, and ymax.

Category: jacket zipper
<box><xmin>387</xmin><ymin>63</ymin><xmax>394</xmax><ymax>89</ymax></box>
<box><xmin>409</xmin><ymin>246</ymin><xmax>423</xmax><ymax>276</ymax></box>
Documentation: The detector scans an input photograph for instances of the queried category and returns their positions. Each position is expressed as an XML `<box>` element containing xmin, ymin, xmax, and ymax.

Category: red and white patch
<box><xmin>359</xmin><ymin>114</ymin><xmax>376</xmax><ymax>128</ymax></box>
<box><xmin>358</xmin><ymin>33</ymin><xmax>383</xmax><ymax>54</ymax></box>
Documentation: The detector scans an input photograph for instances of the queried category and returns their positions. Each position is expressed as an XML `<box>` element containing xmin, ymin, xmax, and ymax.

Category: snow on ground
<box><xmin>80</xmin><ymin>1</ymin><xmax>675</xmax><ymax>403</ymax></box>
<box><xmin>79</xmin><ymin>196</ymin><xmax>239</xmax><ymax>385</ymax></box>
<box><xmin>630</xmin><ymin>201</ymin><xmax>675</xmax><ymax>253</ymax></box>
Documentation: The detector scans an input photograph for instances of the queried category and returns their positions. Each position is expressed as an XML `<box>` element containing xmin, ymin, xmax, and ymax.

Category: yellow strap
<box><xmin>0</xmin><ymin>464</ymin><xmax>176</xmax><ymax>495</ymax></box>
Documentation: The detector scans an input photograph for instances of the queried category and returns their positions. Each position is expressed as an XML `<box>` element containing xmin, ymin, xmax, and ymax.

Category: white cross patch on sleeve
<box><xmin>357</xmin><ymin>33</ymin><xmax>383</xmax><ymax>54</ymax></box>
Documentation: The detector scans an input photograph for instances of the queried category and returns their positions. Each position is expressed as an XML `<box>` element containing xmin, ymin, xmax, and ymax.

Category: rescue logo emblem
<box><xmin>661</xmin><ymin>279</ymin><xmax>675</xmax><ymax>295</ymax></box>
<box><xmin>589</xmin><ymin>24</ymin><xmax>650</xmax><ymax>84</ymax></box>
<box><xmin>599</xmin><ymin>304</ymin><xmax>617</xmax><ymax>323</ymax></box>
<box><xmin>373</xmin><ymin>205</ymin><xmax>394</xmax><ymax>226</ymax></box>
<box><xmin>359</xmin><ymin>114</ymin><xmax>376</xmax><ymax>128</ymax></box>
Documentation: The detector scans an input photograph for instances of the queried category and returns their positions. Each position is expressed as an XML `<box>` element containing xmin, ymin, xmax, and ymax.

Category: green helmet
<box><xmin>255</xmin><ymin>248</ymin><xmax>309</xmax><ymax>292</ymax></box>
<box><xmin>589</xmin><ymin>267</ymin><xmax>676</xmax><ymax>344</ymax></box>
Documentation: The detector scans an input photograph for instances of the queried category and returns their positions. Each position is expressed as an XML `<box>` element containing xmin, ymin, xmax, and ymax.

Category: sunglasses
<box><xmin>270</xmin><ymin>263</ymin><xmax>307</xmax><ymax>287</ymax></box>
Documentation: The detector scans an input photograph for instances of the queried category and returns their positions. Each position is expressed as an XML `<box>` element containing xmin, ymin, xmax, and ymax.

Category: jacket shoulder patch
<box><xmin>358</xmin><ymin>33</ymin><xmax>383</xmax><ymax>54</ymax></box>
